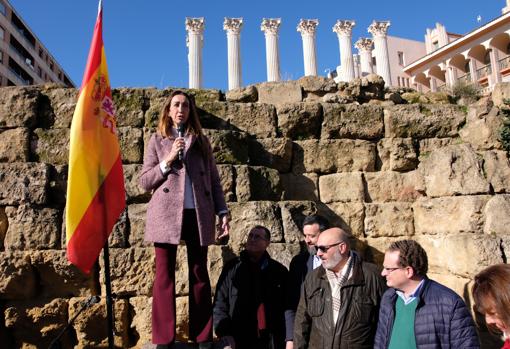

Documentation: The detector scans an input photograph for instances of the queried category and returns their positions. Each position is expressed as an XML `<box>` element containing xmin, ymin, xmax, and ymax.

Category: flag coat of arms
<box><xmin>66</xmin><ymin>3</ymin><xmax>125</xmax><ymax>274</ymax></box>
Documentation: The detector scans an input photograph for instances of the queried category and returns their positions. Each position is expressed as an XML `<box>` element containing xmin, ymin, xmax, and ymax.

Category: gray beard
<box><xmin>308</xmin><ymin>245</ymin><xmax>317</xmax><ymax>255</ymax></box>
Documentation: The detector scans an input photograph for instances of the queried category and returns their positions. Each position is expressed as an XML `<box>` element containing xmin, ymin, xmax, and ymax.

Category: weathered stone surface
<box><xmin>419</xmin><ymin>144</ymin><xmax>489</xmax><ymax>197</ymax></box>
<box><xmin>484</xmin><ymin>195</ymin><xmax>510</xmax><ymax>235</ymax></box>
<box><xmin>225</xmin><ymin>85</ymin><xmax>258</xmax><ymax>102</ymax></box>
<box><xmin>176</xmin><ymin>296</ymin><xmax>190</xmax><ymax>342</ymax></box>
<box><xmin>279</xmin><ymin>201</ymin><xmax>316</xmax><ymax>244</ymax></box>
<box><xmin>384</xmin><ymin>104</ymin><xmax>466</xmax><ymax>139</ymax></box>
<box><xmin>276</xmin><ymin>103</ymin><xmax>322</xmax><ymax>139</ymax></box>
<box><xmin>175</xmin><ymin>246</ymin><xmax>189</xmax><ymax>296</ymax></box>
<box><xmin>248</xmin><ymin>138</ymin><xmax>293</xmax><ymax>173</ymax></box>
<box><xmin>39</xmin><ymin>86</ymin><xmax>78</xmax><ymax>128</ymax></box>
<box><xmin>401</xmin><ymin>92</ymin><xmax>430</xmax><ymax>104</ymax></box>
<box><xmin>257</xmin><ymin>81</ymin><xmax>302</xmax><ymax>105</ymax></box>
<box><xmin>267</xmin><ymin>242</ymin><xmax>302</xmax><ymax>269</ymax></box>
<box><xmin>293</xmin><ymin>139</ymin><xmax>376</xmax><ymax>174</ymax></box>
<box><xmin>4</xmin><ymin>299</ymin><xmax>70</xmax><ymax>348</ymax></box>
<box><xmin>112</xmin><ymin>88</ymin><xmax>146</xmax><ymax>127</ymax></box>
<box><xmin>204</xmin><ymin>129</ymin><xmax>249</xmax><ymax>165</ymax></box>
<box><xmin>424</xmin><ymin>91</ymin><xmax>453</xmax><ymax>104</ymax></box>
<box><xmin>235</xmin><ymin>166</ymin><xmax>282</xmax><ymax>202</ymax></box>
<box><xmin>377</xmin><ymin>138</ymin><xmax>418</xmax><ymax>171</ymax></box>
<box><xmin>100</xmin><ymin>248</ymin><xmax>154</xmax><ymax>296</ymax></box>
<box><xmin>228</xmin><ymin>201</ymin><xmax>283</xmax><ymax>253</ymax></box>
<box><xmin>415</xmin><ymin>234</ymin><xmax>503</xmax><ymax>277</ymax></box>
<box><xmin>418</xmin><ymin>138</ymin><xmax>454</xmax><ymax>158</ymax></box>
<box><xmin>30</xmin><ymin>250</ymin><xmax>96</xmax><ymax>298</ymax></box>
<box><xmin>413</xmin><ymin>196</ymin><xmax>490</xmax><ymax>235</ymax></box>
<box><xmin>30</xmin><ymin>128</ymin><xmax>70</xmax><ymax>165</ymax></box>
<box><xmin>186</xmin><ymin>88</ymin><xmax>223</xmax><ymax>106</ymax></box>
<box><xmin>4</xmin><ymin>205</ymin><xmax>61</xmax><ymax>251</ymax></box>
<box><xmin>298</xmin><ymin>76</ymin><xmax>337</xmax><ymax>95</ymax></box>
<box><xmin>127</xmin><ymin>203</ymin><xmax>148</xmax><ymax>247</ymax></box>
<box><xmin>385</xmin><ymin>92</ymin><xmax>404</xmax><ymax>104</ymax></box>
<box><xmin>491</xmin><ymin>82</ymin><xmax>510</xmax><ymax>107</ymax></box>
<box><xmin>281</xmin><ymin>172</ymin><xmax>318</xmax><ymax>201</ymax></box>
<box><xmin>48</xmin><ymin>164</ymin><xmax>67</xmax><ymax>206</ymax></box>
<box><xmin>129</xmin><ymin>296</ymin><xmax>152</xmax><ymax>346</ymax></box>
<box><xmin>144</xmin><ymin>88</ymin><xmax>172</xmax><ymax>128</ymax></box>
<box><xmin>365</xmin><ymin>171</ymin><xmax>425</xmax><ymax>203</ymax></box>
<box><xmin>318</xmin><ymin>202</ymin><xmax>365</xmax><ymax>238</ymax></box>
<box><xmin>0</xmin><ymin>86</ymin><xmax>40</xmax><ymax>127</ymax></box>
<box><xmin>459</xmin><ymin>106</ymin><xmax>503</xmax><ymax>150</ymax></box>
<box><xmin>322</xmin><ymin>104</ymin><xmax>384</xmax><ymax>140</ymax></box>
<box><xmin>0</xmin><ymin>251</ymin><xmax>35</xmax><ymax>299</ymax></box>
<box><xmin>0</xmin><ymin>128</ymin><xmax>29</xmax><ymax>162</ymax></box>
<box><xmin>217</xmin><ymin>164</ymin><xmax>235</xmax><ymax>202</ymax></box>
<box><xmin>124</xmin><ymin>164</ymin><xmax>151</xmax><ymax>203</ymax></box>
<box><xmin>484</xmin><ymin>151</ymin><xmax>510</xmax><ymax>193</ymax></box>
<box><xmin>340</xmin><ymin>75</ymin><xmax>385</xmax><ymax>103</ymax></box>
<box><xmin>70</xmin><ymin>297</ymin><xmax>129</xmax><ymax>348</ymax></box>
<box><xmin>0</xmin><ymin>207</ymin><xmax>6</xmax><ymax>249</ymax></box>
<box><xmin>365</xmin><ymin>203</ymin><xmax>414</xmax><ymax>237</ymax></box>
<box><xmin>108</xmin><ymin>208</ymin><xmax>128</xmax><ymax>248</ymax></box>
<box><xmin>319</xmin><ymin>172</ymin><xmax>364</xmax><ymax>203</ymax></box>
<box><xmin>118</xmin><ymin>126</ymin><xmax>143</xmax><ymax>164</ymax></box>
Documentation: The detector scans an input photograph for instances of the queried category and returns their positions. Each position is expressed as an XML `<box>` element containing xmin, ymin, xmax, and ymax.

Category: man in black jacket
<box><xmin>294</xmin><ymin>227</ymin><xmax>386</xmax><ymax>349</ymax></box>
<box><xmin>213</xmin><ymin>226</ymin><xmax>292</xmax><ymax>349</ymax></box>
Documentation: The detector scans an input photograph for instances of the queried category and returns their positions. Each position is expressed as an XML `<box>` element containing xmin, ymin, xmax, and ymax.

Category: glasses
<box><xmin>382</xmin><ymin>267</ymin><xmax>404</xmax><ymax>273</ymax></box>
<box><xmin>316</xmin><ymin>241</ymin><xmax>344</xmax><ymax>253</ymax></box>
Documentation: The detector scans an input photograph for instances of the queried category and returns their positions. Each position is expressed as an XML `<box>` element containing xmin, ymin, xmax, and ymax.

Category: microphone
<box><xmin>177</xmin><ymin>122</ymin><xmax>185</xmax><ymax>161</ymax></box>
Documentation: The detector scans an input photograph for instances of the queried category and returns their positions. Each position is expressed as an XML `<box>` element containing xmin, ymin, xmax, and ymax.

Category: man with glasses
<box><xmin>374</xmin><ymin>239</ymin><xmax>479</xmax><ymax>349</ymax></box>
<box><xmin>213</xmin><ymin>226</ymin><xmax>292</xmax><ymax>349</ymax></box>
<box><xmin>294</xmin><ymin>227</ymin><xmax>385</xmax><ymax>349</ymax></box>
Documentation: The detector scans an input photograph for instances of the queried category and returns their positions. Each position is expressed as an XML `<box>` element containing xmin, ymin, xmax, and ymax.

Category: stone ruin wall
<box><xmin>0</xmin><ymin>75</ymin><xmax>510</xmax><ymax>348</ymax></box>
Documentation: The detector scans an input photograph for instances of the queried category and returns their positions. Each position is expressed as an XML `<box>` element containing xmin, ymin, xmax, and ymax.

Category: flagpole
<box><xmin>103</xmin><ymin>241</ymin><xmax>115</xmax><ymax>349</ymax></box>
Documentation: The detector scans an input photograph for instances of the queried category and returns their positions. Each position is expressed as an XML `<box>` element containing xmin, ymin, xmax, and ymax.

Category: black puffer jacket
<box><xmin>374</xmin><ymin>278</ymin><xmax>480</xmax><ymax>349</ymax></box>
<box><xmin>293</xmin><ymin>252</ymin><xmax>386</xmax><ymax>349</ymax></box>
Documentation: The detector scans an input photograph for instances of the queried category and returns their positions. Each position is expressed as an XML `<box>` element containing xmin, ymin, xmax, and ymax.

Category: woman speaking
<box><xmin>139</xmin><ymin>90</ymin><xmax>230</xmax><ymax>349</ymax></box>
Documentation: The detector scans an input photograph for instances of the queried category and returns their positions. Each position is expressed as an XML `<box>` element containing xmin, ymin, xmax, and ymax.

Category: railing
<box><xmin>499</xmin><ymin>55</ymin><xmax>510</xmax><ymax>71</ymax></box>
<box><xmin>9</xmin><ymin>44</ymin><xmax>35</xmax><ymax>71</ymax></box>
<box><xmin>8</xmin><ymin>67</ymin><xmax>30</xmax><ymax>85</ymax></box>
<box><xmin>457</xmin><ymin>73</ymin><xmax>472</xmax><ymax>84</ymax></box>
<box><xmin>476</xmin><ymin>64</ymin><xmax>491</xmax><ymax>80</ymax></box>
<box><xmin>437</xmin><ymin>83</ymin><xmax>448</xmax><ymax>92</ymax></box>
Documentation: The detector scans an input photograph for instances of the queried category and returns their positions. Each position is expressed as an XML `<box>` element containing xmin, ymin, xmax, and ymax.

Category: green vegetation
<box><xmin>500</xmin><ymin>98</ymin><xmax>510</xmax><ymax>155</ymax></box>
<box><xmin>449</xmin><ymin>82</ymin><xmax>481</xmax><ymax>103</ymax></box>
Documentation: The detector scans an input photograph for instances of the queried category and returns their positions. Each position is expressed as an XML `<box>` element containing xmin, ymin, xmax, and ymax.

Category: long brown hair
<box><xmin>157</xmin><ymin>90</ymin><xmax>209</xmax><ymax>158</ymax></box>
<box><xmin>473</xmin><ymin>264</ymin><xmax>510</xmax><ymax>334</ymax></box>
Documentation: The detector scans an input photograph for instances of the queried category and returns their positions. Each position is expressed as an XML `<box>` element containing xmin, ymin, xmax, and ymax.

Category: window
<box><xmin>39</xmin><ymin>48</ymin><xmax>43</xmax><ymax>58</ymax></box>
<box><xmin>49</xmin><ymin>61</ymin><xmax>53</xmax><ymax>71</ymax></box>
<box><xmin>432</xmin><ymin>41</ymin><xmax>439</xmax><ymax>50</ymax></box>
<box><xmin>0</xmin><ymin>26</ymin><xmax>4</xmax><ymax>40</ymax></box>
<box><xmin>397</xmin><ymin>51</ymin><xmax>405</xmax><ymax>66</ymax></box>
<box><xmin>0</xmin><ymin>51</ymin><xmax>3</xmax><ymax>63</ymax></box>
<box><xmin>0</xmin><ymin>2</ymin><xmax>6</xmax><ymax>16</ymax></box>
<box><xmin>37</xmin><ymin>66</ymin><xmax>42</xmax><ymax>78</ymax></box>
<box><xmin>397</xmin><ymin>76</ymin><xmax>401</xmax><ymax>87</ymax></box>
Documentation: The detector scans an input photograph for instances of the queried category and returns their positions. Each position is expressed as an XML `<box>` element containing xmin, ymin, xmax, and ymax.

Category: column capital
<box><xmin>368</xmin><ymin>20</ymin><xmax>391</xmax><ymax>38</ymax></box>
<box><xmin>355</xmin><ymin>38</ymin><xmax>373</xmax><ymax>52</ymax></box>
<box><xmin>185</xmin><ymin>17</ymin><xmax>205</xmax><ymax>34</ymax></box>
<box><xmin>261</xmin><ymin>18</ymin><xmax>281</xmax><ymax>35</ymax></box>
<box><xmin>297</xmin><ymin>19</ymin><xmax>319</xmax><ymax>35</ymax></box>
<box><xmin>224</xmin><ymin>17</ymin><xmax>243</xmax><ymax>34</ymax></box>
<box><xmin>333</xmin><ymin>20</ymin><xmax>356</xmax><ymax>36</ymax></box>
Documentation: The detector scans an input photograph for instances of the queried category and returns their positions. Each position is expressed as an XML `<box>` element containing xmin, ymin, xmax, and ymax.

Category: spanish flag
<box><xmin>66</xmin><ymin>1</ymin><xmax>125</xmax><ymax>274</ymax></box>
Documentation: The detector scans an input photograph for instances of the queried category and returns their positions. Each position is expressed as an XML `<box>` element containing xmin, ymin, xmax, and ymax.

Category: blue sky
<box><xmin>8</xmin><ymin>0</ymin><xmax>505</xmax><ymax>90</ymax></box>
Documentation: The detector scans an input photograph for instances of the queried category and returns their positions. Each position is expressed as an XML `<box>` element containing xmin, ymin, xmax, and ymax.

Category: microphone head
<box><xmin>177</xmin><ymin>122</ymin><xmax>185</xmax><ymax>133</ymax></box>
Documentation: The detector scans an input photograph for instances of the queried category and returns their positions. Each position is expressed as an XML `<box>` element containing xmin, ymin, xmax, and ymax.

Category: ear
<box><xmin>405</xmin><ymin>266</ymin><xmax>415</xmax><ymax>279</ymax></box>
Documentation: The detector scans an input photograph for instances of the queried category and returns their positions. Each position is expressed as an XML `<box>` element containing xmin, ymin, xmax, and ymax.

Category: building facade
<box><xmin>0</xmin><ymin>0</ymin><xmax>74</xmax><ymax>87</ymax></box>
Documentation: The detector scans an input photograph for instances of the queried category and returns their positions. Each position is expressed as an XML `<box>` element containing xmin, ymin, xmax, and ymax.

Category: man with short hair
<box><xmin>374</xmin><ymin>239</ymin><xmax>480</xmax><ymax>349</ymax></box>
<box><xmin>213</xmin><ymin>226</ymin><xmax>291</xmax><ymax>349</ymax></box>
<box><xmin>294</xmin><ymin>228</ymin><xmax>386</xmax><ymax>349</ymax></box>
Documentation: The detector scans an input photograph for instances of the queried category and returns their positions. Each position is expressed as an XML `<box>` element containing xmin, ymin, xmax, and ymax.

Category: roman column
<box><xmin>333</xmin><ymin>20</ymin><xmax>356</xmax><ymax>82</ymax></box>
<box><xmin>355</xmin><ymin>38</ymin><xmax>374</xmax><ymax>76</ymax></box>
<box><xmin>186</xmin><ymin>17</ymin><xmax>204</xmax><ymax>89</ymax></box>
<box><xmin>261</xmin><ymin>18</ymin><xmax>281</xmax><ymax>82</ymax></box>
<box><xmin>224</xmin><ymin>17</ymin><xmax>243</xmax><ymax>90</ymax></box>
<box><xmin>297</xmin><ymin>19</ymin><xmax>319</xmax><ymax>76</ymax></box>
<box><xmin>368</xmin><ymin>20</ymin><xmax>392</xmax><ymax>87</ymax></box>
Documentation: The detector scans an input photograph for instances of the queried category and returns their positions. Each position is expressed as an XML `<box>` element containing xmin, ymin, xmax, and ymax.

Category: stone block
<box><xmin>108</xmin><ymin>208</ymin><xmax>128</xmax><ymax>248</ymax></box>
<box><xmin>129</xmin><ymin>296</ymin><xmax>152</xmax><ymax>347</ymax></box>
<box><xmin>99</xmin><ymin>248</ymin><xmax>154</xmax><ymax>297</ymax></box>
<box><xmin>298</xmin><ymin>76</ymin><xmax>337</xmax><ymax>95</ymax></box>
<box><xmin>0</xmin><ymin>128</ymin><xmax>29</xmax><ymax>162</ymax></box>
<box><xmin>124</xmin><ymin>164</ymin><xmax>151</xmax><ymax>203</ymax></box>
<box><xmin>39</xmin><ymin>86</ymin><xmax>78</xmax><ymax>128</ymax></box>
<box><xmin>318</xmin><ymin>172</ymin><xmax>364</xmax><ymax>203</ymax></box>
<box><xmin>0</xmin><ymin>161</ymin><xmax>49</xmax><ymax>206</ymax></box>
<box><xmin>279</xmin><ymin>201</ymin><xmax>316</xmax><ymax>244</ymax></box>
<box><xmin>144</xmin><ymin>88</ymin><xmax>173</xmax><ymax>128</ymax></box>
<box><xmin>48</xmin><ymin>164</ymin><xmax>68</xmax><ymax>206</ymax></box>
<box><xmin>127</xmin><ymin>203</ymin><xmax>148</xmax><ymax>247</ymax></box>
<box><xmin>459</xmin><ymin>108</ymin><xmax>503</xmax><ymax>151</ymax></box>
<box><xmin>377</xmin><ymin>138</ymin><xmax>418</xmax><ymax>171</ymax></box>
<box><xmin>491</xmin><ymin>82</ymin><xmax>510</xmax><ymax>107</ymax></box>
<box><xmin>234</xmin><ymin>165</ymin><xmax>282</xmax><ymax>202</ymax></box>
<box><xmin>0</xmin><ymin>207</ymin><xmax>6</xmax><ymax>249</ymax></box>
<box><xmin>364</xmin><ymin>203</ymin><xmax>414</xmax><ymax>238</ymax></box>
<box><xmin>118</xmin><ymin>126</ymin><xmax>143</xmax><ymax>164</ymax></box>
<box><xmin>217</xmin><ymin>164</ymin><xmax>235</xmax><ymax>202</ymax></box>
<box><xmin>112</xmin><ymin>88</ymin><xmax>146</xmax><ymax>127</ymax></box>
<box><xmin>483</xmin><ymin>150</ymin><xmax>510</xmax><ymax>193</ymax></box>
<box><xmin>292</xmin><ymin>139</ymin><xmax>376</xmax><ymax>174</ymax></box>
<box><xmin>281</xmin><ymin>172</ymin><xmax>318</xmax><ymax>201</ymax></box>
<box><xmin>424</xmin><ymin>91</ymin><xmax>453</xmax><ymax>104</ymax></box>
<box><xmin>413</xmin><ymin>196</ymin><xmax>490</xmax><ymax>235</ymax></box>
<box><xmin>322</xmin><ymin>104</ymin><xmax>384</xmax><ymax>140</ymax></box>
<box><xmin>0</xmin><ymin>86</ymin><xmax>40</xmax><ymax>128</ymax></box>
<box><xmin>384</xmin><ymin>104</ymin><xmax>466</xmax><ymax>139</ymax></box>
<box><xmin>419</xmin><ymin>144</ymin><xmax>489</xmax><ymax>197</ymax></box>
<box><xmin>70</xmin><ymin>297</ymin><xmax>129</xmax><ymax>348</ymax></box>
<box><xmin>4</xmin><ymin>205</ymin><xmax>61</xmax><ymax>251</ymax></box>
<box><xmin>0</xmin><ymin>251</ymin><xmax>35</xmax><ymax>300</ymax></box>
<box><xmin>248</xmin><ymin>138</ymin><xmax>293</xmax><ymax>173</ymax></box>
<box><xmin>276</xmin><ymin>103</ymin><xmax>322</xmax><ymax>139</ymax></box>
<box><xmin>176</xmin><ymin>296</ymin><xmax>190</xmax><ymax>342</ymax></box>
<box><xmin>204</xmin><ymin>129</ymin><xmax>249</xmax><ymax>165</ymax></box>
<box><xmin>267</xmin><ymin>242</ymin><xmax>302</xmax><ymax>269</ymax></box>
<box><xmin>418</xmin><ymin>138</ymin><xmax>454</xmax><ymax>158</ymax></box>
<box><xmin>257</xmin><ymin>81</ymin><xmax>302</xmax><ymax>105</ymax></box>
<box><xmin>30</xmin><ymin>128</ymin><xmax>70</xmax><ymax>165</ymax></box>
<box><xmin>318</xmin><ymin>202</ymin><xmax>365</xmax><ymax>238</ymax></box>
<box><xmin>30</xmin><ymin>250</ymin><xmax>96</xmax><ymax>298</ymax></box>
<box><xmin>484</xmin><ymin>195</ymin><xmax>510</xmax><ymax>235</ymax></box>
<box><xmin>365</xmin><ymin>171</ymin><xmax>425</xmax><ymax>203</ymax></box>
<box><xmin>225</xmin><ymin>85</ymin><xmax>258</xmax><ymax>102</ymax></box>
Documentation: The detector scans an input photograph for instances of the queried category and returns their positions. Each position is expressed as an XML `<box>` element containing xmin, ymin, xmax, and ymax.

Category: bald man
<box><xmin>293</xmin><ymin>228</ymin><xmax>386</xmax><ymax>349</ymax></box>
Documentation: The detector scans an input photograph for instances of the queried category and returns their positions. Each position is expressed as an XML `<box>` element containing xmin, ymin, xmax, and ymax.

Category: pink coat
<box><xmin>139</xmin><ymin>133</ymin><xmax>227</xmax><ymax>246</ymax></box>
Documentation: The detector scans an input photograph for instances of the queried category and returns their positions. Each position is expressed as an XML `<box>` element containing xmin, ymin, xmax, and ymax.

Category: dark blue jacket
<box><xmin>374</xmin><ymin>278</ymin><xmax>480</xmax><ymax>349</ymax></box>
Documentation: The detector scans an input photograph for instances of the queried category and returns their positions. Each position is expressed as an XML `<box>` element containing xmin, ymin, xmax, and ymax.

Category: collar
<box><xmin>396</xmin><ymin>278</ymin><xmax>425</xmax><ymax>305</ymax></box>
